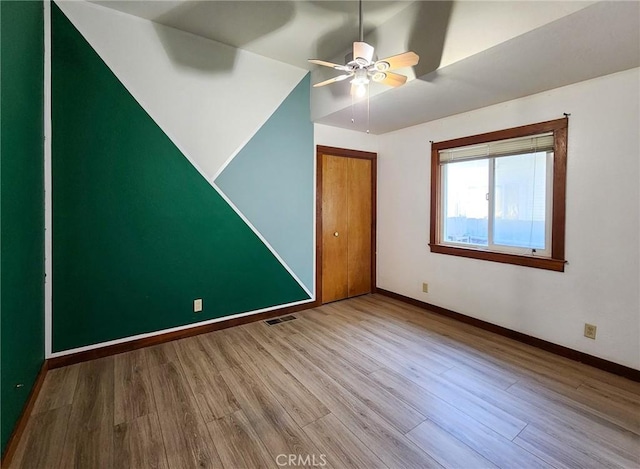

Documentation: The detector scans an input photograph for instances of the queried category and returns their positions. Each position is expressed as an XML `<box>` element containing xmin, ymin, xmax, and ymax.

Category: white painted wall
<box><xmin>377</xmin><ymin>68</ymin><xmax>640</xmax><ymax>369</ymax></box>
<box><xmin>314</xmin><ymin>124</ymin><xmax>379</xmax><ymax>154</ymax></box>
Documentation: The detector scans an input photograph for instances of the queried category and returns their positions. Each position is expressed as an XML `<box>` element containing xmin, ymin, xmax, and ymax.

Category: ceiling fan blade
<box><xmin>308</xmin><ymin>59</ymin><xmax>351</xmax><ymax>71</ymax></box>
<box><xmin>372</xmin><ymin>71</ymin><xmax>407</xmax><ymax>87</ymax></box>
<box><xmin>353</xmin><ymin>41</ymin><xmax>375</xmax><ymax>64</ymax></box>
<box><xmin>313</xmin><ymin>73</ymin><xmax>354</xmax><ymax>88</ymax></box>
<box><xmin>374</xmin><ymin>51</ymin><xmax>419</xmax><ymax>71</ymax></box>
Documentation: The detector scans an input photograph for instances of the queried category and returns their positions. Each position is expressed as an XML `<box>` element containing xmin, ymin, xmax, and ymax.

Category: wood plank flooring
<box><xmin>10</xmin><ymin>294</ymin><xmax>640</xmax><ymax>468</ymax></box>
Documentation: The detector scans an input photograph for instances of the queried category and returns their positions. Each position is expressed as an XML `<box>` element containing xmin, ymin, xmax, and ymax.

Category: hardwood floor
<box><xmin>10</xmin><ymin>294</ymin><xmax>640</xmax><ymax>468</ymax></box>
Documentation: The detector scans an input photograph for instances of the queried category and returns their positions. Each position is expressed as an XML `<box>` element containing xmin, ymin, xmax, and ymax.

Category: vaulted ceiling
<box><xmin>93</xmin><ymin>1</ymin><xmax>640</xmax><ymax>133</ymax></box>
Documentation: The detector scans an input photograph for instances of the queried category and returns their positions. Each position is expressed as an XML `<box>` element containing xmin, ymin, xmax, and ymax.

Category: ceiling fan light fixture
<box><xmin>355</xmin><ymin>57</ymin><xmax>369</xmax><ymax>67</ymax></box>
<box><xmin>372</xmin><ymin>71</ymin><xmax>387</xmax><ymax>82</ymax></box>
<box><xmin>351</xmin><ymin>68</ymin><xmax>370</xmax><ymax>86</ymax></box>
<box><xmin>354</xmin><ymin>83</ymin><xmax>367</xmax><ymax>98</ymax></box>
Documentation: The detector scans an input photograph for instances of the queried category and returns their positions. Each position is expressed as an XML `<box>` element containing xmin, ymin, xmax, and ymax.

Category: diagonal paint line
<box><xmin>211</xmin><ymin>74</ymin><xmax>306</xmax><ymax>183</ymax></box>
<box><xmin>211</xmin><ymin>136</ymin><xmax>249</xmax><ymax>182</ymax></box>
<box><xmin>53</xmin><ymin>2</ymin><xmax>312</xmax><ymax>294</ymax></box>
<box><xmin>212</xmin><ymin>74</ymin><xmax>313</xmax><ymax>293</ymax></box>
<box><xmin>125</xmin><ymin>102</ymin><xmax>313</xmax><ymax>299</ymax></box>
<box><xmin>55</xmin><ymin>17</ymin><xmax>313</xmax><ymax>300</ymax></box>
<box><xmin>212</xmin><ymin>181</ymin><xmax>313</xmax><ymax>299</ymax></box>
<box><xmin>60</xmin><ymin>0</ymin><xmax>307</xmax><ymax>189</ymax></box>
<box><xmin>129</xmin><ymin>102</ymin><xmax>314</xmax><ymax>299</ymax></box>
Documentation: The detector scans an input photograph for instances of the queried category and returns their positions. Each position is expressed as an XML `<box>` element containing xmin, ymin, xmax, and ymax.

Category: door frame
<box><xmin>316</xmin><ymin>145</ymin><xmax>377</xmax><ymax>304</ymax></box>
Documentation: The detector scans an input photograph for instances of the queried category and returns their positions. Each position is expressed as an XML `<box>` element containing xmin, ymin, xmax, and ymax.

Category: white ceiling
<box><xmin>92</xmin><ymin>1</ymin><xmax>413</xmax><ymax>69</ymax></box>
<box><xmin>319</xmin><ymin>0</ymin><xmax>640</xmax><ymax>133</ymax></box>
<box><xmin>92</xmin><ymin>1</ymin><xmax>640</xmax><ymax>134</ymax></box>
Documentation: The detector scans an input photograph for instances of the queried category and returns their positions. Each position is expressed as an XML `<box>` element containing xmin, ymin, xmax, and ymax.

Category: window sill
<box><xmin>429</xmin><ymin>244</ymin><xmax>566</xmax><ymax>272</ymax></box>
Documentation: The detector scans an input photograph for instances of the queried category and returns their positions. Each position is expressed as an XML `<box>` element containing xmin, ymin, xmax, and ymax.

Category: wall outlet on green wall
<box><xmin>194</xmin><ymin>298</ymin><xmax>203</xmax><ymax>313</ymax></box>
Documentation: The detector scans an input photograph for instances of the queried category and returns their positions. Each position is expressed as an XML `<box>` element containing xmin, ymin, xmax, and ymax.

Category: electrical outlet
<box><xmin>584</xmin><ymin>323</ymin><xmax>597</xmax><ymax>340</ymax></box>
<box><xmin>194</xmin><ymin>298</ymin><xmax>203</xmax><ymax>313</ymax></box>
<box><xmin>422</xmin><ymin>282</ymin><xmax>429</xmax><ymax>293</ymax></box>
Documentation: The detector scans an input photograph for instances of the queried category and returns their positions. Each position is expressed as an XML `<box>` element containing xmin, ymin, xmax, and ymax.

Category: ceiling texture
<box><xmin>93</xmin><ymin>0</ymin><xmax>639</xmax><ymax>134</ymax></box>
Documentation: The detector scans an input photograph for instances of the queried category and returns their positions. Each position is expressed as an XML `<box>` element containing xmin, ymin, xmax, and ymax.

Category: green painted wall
<box><xmin>0</xmin><ymin>0</ymin><xmax>45</xmax><ymax>454</ymax></box>
<box><xmin>51</xmin><ymin>4</ymin><xmax>309</xmax><ymax>352</ymax></box>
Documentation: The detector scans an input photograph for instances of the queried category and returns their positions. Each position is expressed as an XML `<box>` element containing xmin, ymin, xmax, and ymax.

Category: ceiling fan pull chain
<box><xmin>351</xmin><ymin>90</ymin><xmax>355</xmax><ymax>124</ymax></box>
<box><xmin>366</xmin><ymin>82</ymin><xmax>370</xmax><ymax>134</ymax></box>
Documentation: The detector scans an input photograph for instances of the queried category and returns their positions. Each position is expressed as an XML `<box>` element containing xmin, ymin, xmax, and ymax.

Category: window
<box><xmin>430</xmin><ymin>118</ymin><xmax>567</xmax><ymax>271</ymax></box>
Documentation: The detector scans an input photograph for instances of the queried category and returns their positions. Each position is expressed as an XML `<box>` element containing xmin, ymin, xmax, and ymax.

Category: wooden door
<box><xmin>322</xmin><ymin>155</ymin><xmax>349</xmax><ymax>302</ymax></box>
<box><xmin>347</xmin><ymin>157</ymin><xmax>372</xmax><ymax>297</ymax></box>
<box><xmin>320</xmin><ymin>148</ymin><xmax>375</xmax><ymax>304</ymax></box>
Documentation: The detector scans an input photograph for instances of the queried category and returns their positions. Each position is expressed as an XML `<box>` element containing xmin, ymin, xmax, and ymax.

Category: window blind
<box><xmin>439</xmin><ymin>132</ymin><xmax>554</xmax><ymax>164</ymax></box>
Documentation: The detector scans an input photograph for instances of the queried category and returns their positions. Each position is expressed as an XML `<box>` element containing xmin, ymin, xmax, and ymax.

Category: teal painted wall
<box><xmin>51</xmin><ymin>4</ymin><xmax>309</xmax><ymax>352</ymax></box>
<box><xmin>216</xmin><ymin>75</ymin><xmax>314</xmax><ymax>292</ymax></box>
<box><xmin>0</xmin><ymin>0</ymin><xmax>45</xmax><ymax>454</ymax></box>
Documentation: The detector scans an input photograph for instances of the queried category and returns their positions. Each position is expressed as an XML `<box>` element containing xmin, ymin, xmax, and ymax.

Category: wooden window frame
<box><xmin>429</xmin><ymin>118</ymin><xmax>568</xmax><ymax>272</ymax></box>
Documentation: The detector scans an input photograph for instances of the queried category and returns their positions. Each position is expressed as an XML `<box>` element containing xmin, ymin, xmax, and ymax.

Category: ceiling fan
<box><xmin>308</xmin><ymin>0</ymin><xmax>419</xmax><ymax>97</ymax></box>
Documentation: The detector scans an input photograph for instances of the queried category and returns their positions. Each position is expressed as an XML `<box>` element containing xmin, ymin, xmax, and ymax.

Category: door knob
<box><xmin>334</xmin><ymin>232</ymin><xmax>339</xmax><ymax>237</ymax></box>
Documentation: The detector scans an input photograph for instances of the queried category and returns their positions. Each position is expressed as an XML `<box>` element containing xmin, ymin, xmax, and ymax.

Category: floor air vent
<box><xmin>265</xmin><ymin>315</ymin><xmax>297</xmax><ymax>326</ymax></box>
